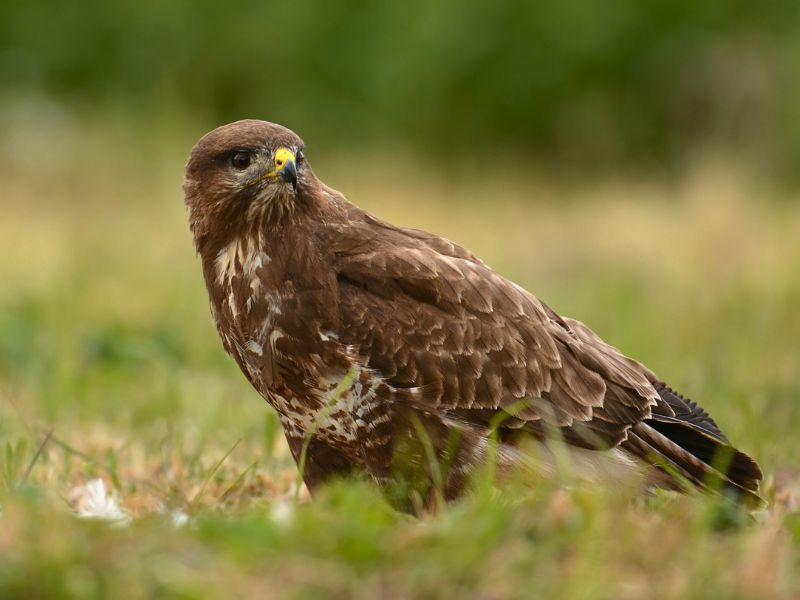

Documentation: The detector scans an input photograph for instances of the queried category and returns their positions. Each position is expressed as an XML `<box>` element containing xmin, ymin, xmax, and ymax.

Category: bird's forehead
<box><xmin>192</xmin><ymin>120</ymin><xmax>304</xmax><ymax>158</ymax></box>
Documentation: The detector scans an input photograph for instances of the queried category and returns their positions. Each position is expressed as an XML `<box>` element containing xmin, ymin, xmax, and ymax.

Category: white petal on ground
<box><xmin>170</xmin><ymin>509</ymin><xmax>190</xmax><ymax>528</ymax></box>
<box><xmin>269</xmin><ymin>499</ymin><xmax>295</xmax><ymax>526</ymax></box>
<box><xmin>69</xmin><ymin>478</ymin><xmax>131</xmax><ymax>525</ymax></box>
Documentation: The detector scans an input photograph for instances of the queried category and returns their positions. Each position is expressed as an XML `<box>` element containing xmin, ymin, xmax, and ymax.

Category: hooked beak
<box><xmin>278</xmin><ymin>159</ymin><xmax>297</xmax><ymax>191</ymax></box>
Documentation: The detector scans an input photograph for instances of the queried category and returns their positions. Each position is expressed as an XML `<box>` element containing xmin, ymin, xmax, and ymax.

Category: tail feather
<box><xmin>622</xmin><ymin>382</ymin><xmax>763</xmax><ymax>506</ymax></box>
<box><xmin>645</xmin><ymin>419</ymin><xmax>762</xmax><ymax>491</ymax></box>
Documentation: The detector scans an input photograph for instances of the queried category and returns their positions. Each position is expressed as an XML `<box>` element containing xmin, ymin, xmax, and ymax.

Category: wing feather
<box><xmin>324</xmin><ymin>213</ymin><xmax>660</xmax><ymax>443</ymax></box>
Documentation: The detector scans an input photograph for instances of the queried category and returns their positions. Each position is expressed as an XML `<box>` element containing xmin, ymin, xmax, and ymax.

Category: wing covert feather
<box><xmin>325</xmin><ymin>215</ymin><xmax>660</xmax><ymax>443</ymax></box>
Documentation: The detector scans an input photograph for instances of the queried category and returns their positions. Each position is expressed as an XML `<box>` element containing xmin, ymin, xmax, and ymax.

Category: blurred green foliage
<box><xmin>2</xmin><ymin>0</ymin><xmax>800</xmax><ymax>173</ymax></box>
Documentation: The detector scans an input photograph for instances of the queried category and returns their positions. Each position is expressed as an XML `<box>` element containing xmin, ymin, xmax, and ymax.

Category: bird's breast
<box><xmin>207</xmin><ymin>235</ymin><xmax>366</xmax><ymax>449</ymax></box>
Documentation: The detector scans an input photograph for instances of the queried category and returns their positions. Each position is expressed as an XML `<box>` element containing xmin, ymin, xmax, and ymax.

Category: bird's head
<box><xmin>183</xmin><ymin>120</ymin><xmax>314</xmax><ymax>244</ymax></box>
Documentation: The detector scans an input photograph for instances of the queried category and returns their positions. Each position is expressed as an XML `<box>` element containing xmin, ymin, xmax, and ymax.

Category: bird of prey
<box><xmin>183</xmin><ymin>120</ymin><xmax>762</xmax><ymax>508</ymax></box>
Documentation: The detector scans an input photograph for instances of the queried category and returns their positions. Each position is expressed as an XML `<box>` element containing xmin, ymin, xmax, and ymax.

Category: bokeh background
<box><xmin>4</xmin><ymin>0</ymin><xmax>800</xmax><ymax>174</ymax></box>
<box><xmin>1</xmin><ymin>2</ymin><xmax>799</xmax><ymax>598</ymax></box>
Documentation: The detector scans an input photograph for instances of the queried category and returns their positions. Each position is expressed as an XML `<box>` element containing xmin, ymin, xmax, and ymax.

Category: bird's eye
<box><xmin>230</xmin><ymin>151</ymin><xmax>252</xmax><ymax>170</ymax></box>
<box><xmin>296</xmin><ymin>149</ymin><xmax>305</xmax><ymax>163</ymax></box>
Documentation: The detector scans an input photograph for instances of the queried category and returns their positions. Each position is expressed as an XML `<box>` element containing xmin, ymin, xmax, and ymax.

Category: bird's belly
<box><xmin>265</xmin><ymin>380</ymin><xmax>365</xmax><ymax>459</ymax></box>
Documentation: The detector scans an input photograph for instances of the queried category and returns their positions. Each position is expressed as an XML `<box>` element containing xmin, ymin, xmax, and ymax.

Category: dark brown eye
<box><xmin>230</xmin><ymin>151</ymin><xmax>251</xmax><ymax>170</ymax></box>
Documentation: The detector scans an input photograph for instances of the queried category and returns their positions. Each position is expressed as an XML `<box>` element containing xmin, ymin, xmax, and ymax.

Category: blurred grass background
<box><xmin>1</xmin><ymin>1</ymin><xmax>799</xmax><ymax>598</ymax></box>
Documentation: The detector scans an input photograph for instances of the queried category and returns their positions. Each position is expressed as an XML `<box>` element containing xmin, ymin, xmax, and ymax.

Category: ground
<box><xmin>0</xmin><ymin>126</ymin><xmax>798</xmax><ymax>598</ymax></box>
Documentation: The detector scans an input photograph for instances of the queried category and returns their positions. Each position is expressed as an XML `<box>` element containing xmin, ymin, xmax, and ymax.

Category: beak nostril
<box><xmin>278</xmin><ymin>158</ymin><xmax>298</xmax><ymax>190</ymax></box>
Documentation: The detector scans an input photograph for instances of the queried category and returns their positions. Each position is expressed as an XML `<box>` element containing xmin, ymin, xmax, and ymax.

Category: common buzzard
<box><xmin>183</xmin><ymin>120</ymin><xmax>762</xmax><ymax>508</ymax></box>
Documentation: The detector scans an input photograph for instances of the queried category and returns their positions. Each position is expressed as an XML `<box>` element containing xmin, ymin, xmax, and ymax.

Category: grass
<box><xmin>0</xmin><ymin>123</ymin><xmax>799</xmax><ymax>598</ymax></box>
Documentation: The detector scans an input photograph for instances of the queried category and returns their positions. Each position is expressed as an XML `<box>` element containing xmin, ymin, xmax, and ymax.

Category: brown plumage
<box><xmin>183</xmin><ymin>120</ymin><xmax>762</xmax><ymax>508</ymax></box>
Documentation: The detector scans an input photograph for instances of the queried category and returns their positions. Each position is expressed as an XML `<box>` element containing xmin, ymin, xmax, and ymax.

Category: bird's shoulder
<box><xmin>318</xmin><ymin>201</ymin><xmax>481</xmax><ymax>264</ymax></box>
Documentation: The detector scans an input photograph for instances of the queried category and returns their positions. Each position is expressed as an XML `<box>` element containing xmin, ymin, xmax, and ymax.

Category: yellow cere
<box><xmin>247</xmin><ymin>147</ymin><xmax>296</xmax><ymax>185</ymax></box>
<box><xmin>274</xmin><ymin>147</ymin><xmax>295</xmax><ymax>170</ymax></box>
